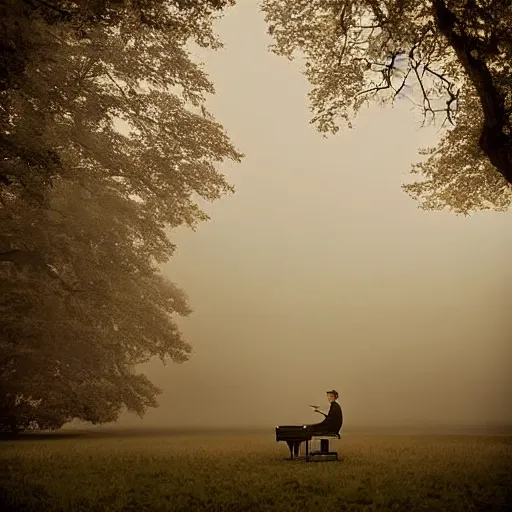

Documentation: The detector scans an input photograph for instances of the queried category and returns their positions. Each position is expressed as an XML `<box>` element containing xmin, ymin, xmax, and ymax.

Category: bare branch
<box><xmin>393</xmin><ymin>68</ymin><xmax>411</xmax><ymax>98</ymax></box>
<box><xmin>412</xmin><ymin>61</ymin><xmax>436</xmax><ymax>126</ymax></box>
<box><xmin>104</xmin><ymin>70</ymin><xmax>130</xmax><ymax>101</ymax></box>
<box><xmin>355</xmin><ymin>82</ymin><xmax>391</xmax><ymax>98</ymax></box>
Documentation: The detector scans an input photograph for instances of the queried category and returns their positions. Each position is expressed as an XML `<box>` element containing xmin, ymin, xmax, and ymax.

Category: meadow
<box><xmin>1</xmin><ymin>428</ymin><xmax>511</xmax><ymax>512</ymax></box>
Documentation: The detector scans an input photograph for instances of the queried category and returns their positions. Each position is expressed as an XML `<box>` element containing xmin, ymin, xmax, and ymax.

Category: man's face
<box><xmin>327</xmin><ymin>393</ymin><xmax>336</xmax><ymax>403</ymax></box>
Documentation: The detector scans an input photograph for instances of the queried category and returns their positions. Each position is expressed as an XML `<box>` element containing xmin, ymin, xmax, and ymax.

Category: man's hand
<box><xmin>310</xmin><ymin>405</ymin><xmax>327</xmax><ymax>417</ymax></box>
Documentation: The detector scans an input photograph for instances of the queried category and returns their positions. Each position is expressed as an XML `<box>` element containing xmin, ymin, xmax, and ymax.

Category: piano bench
<box><xmin>305</xmin><ymin>434</ymin><xmax>340</xmax><ymax>461</ymax></box>
<box><xmin>311</xmin><ymin>435</ymin><xmax>340</xmax><ymax>453</ymax></box>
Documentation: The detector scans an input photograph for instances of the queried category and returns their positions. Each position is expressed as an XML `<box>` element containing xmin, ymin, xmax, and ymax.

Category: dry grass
<box><xmin>1</xmin><ymin>429</ymin><xmax>511</xmax><ymax>511</ymax></box>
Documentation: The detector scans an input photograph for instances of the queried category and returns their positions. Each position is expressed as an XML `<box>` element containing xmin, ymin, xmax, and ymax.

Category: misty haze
<box><xmin>110</xmin><ymin>4</ymin><xmax>510</xmax><ymax>433</ymax></box>
<box><xmin>1</xmin><ymin>2</ymin><xmax>511</xmax><ymax>512</ymax></box>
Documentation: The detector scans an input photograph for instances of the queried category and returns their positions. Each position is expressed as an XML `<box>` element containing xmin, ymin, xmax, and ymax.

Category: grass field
<box><xmin>1</xmin><ymin>428</ymin><xmax>511</xmax><ymax>511</ymax></box>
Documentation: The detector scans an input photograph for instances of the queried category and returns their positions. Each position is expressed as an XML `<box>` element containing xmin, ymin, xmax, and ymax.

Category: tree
<box><xmin>0</xmin><ymin>0</ymin><xmax>242</xmax><ymax>432</ymax></box>
<box><xmin>261</xmin><ymin>0</ymin><xmax>512</xmax><ymax>214</ymax></box>
<box><xmin>0</xmin><ymin>179</ymin><xmax>193</xmax><ymax>432</ymax></box>
<box><xmin>1</xmin><ymin>0</ymin><xmax>238</xmax><ymax>202</ymax></box>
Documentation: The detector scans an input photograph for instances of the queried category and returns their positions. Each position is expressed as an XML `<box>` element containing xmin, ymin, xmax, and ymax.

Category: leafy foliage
<box><xmin>0</xmin><ymin>0</ymin><xmax>241</xmax><ymax>432</ymax></box>
<box><xmin>404</xmin><ymin>88</ymin><xmax>511</xmax><ymax>213</ymax></box>
<box><xmin>261</xmin><ymin>0</ymin><xmax>512</xmax><ymax>214</ymax></box>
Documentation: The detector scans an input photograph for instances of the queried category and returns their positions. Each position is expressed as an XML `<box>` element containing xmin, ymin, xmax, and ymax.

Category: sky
<box><xmin>115</xmin><ymin>2</ymin><xmax>511</xmax><ymax>430</ymax></box>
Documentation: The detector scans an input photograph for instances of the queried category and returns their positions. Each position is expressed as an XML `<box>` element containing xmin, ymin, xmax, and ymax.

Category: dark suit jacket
<box><xmin>317</xmin><ymin>401</ymin><xmax>343</xmax><ymax>433</ymax></box>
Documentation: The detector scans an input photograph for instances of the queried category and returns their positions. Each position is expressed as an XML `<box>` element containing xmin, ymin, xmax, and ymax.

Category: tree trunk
<box><xmin>432</xmin><ymin>0</ymin><xmax>512</xmax><ymax>185</ymax></box>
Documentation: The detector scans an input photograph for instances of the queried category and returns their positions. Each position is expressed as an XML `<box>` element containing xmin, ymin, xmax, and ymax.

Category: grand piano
<box><xmin>275</xmin><ymin>424</ymin><xmax>341</xmax><ymax>461</ymax></box>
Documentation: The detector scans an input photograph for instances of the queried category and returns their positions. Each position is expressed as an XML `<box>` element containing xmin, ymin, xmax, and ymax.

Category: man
<box><xmin>285</xmin><ymin>390</ymin><xmax>343</xmax><ymax>458</ymax></box>
<box><xmin>308</xmin><ymin>389</ymin><xmax>343</xmax><ymax>435</ymax></box>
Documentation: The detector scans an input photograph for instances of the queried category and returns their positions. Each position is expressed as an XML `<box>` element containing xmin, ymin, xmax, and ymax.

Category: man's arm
<box><xmin>311</xmin><ymin>405</ymin><xmax>328</xmax><ymax>417</ymax></box>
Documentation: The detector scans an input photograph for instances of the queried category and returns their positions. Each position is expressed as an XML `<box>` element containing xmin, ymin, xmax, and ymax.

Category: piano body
<box><xmin>275</xmin><ymin>424</ymin><xmax>340</xmax><ymax>461</ymax></box>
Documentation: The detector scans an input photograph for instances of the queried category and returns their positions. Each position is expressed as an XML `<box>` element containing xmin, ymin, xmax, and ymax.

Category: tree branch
<box><xmin>394</xmin><ymin>68</ymin><xmax>411</xmax><ymax>98</ymax></box>
<box><xmin>104</xmin><ymin>70</ymin><xmax>130</xmax><ymax>101</ymax></box>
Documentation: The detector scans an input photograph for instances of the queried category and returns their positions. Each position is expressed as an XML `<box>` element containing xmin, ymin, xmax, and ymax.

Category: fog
<box><xmin>115</xmin><ymin>3</ymin><xmax>511</xmax><ymax>430</ymax></box>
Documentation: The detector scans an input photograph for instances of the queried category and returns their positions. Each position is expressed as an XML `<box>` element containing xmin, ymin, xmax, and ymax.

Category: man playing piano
<box><xmin>310</xmin><ymin>389</ymin><xmax>343</xmax><ymax>434</ymax></box>
<box><xmin>278</xmin><ymin>389</ymin><xmax>343</xmax><ymax>459</ymax></box>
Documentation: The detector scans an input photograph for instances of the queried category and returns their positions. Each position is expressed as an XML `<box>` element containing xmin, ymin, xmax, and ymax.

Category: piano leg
<box><xmin>285</xmin><ymin>441</ymin><xmax>302</xmax><ymax>459</ymax></box>
<box><xmin>285</xmin><ymin>441</ymin><xmax>294</xmax><ymax>459</ymax></box>
<box><xmin>305</xmin><ymin>439</ymin><xmax>310</xmax><ymax>462</ymax></box>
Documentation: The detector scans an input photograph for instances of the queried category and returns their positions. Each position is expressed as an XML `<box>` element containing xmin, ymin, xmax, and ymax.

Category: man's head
<box><xmin>326</xmin><ymin>390</ymin><xmax>338</xmax><ymax>402</ymax></box>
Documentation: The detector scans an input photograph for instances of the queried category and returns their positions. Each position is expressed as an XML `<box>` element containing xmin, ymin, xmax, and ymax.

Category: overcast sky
<box><xmin>116</xmin><ymin>2</ymin><xmax>511</xmax><ymax>429</ymax></box>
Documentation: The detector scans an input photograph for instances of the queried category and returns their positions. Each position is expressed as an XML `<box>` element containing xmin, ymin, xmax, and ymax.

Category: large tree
<box><xmin>261</xmin><ymin>0</ymin><xmax>512</xmax><ymax>214</ymax></box>
<box><xmin>0</xmin><ymin>0</ymin><xmax>242</xmax><ymax>432</ymax></box>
